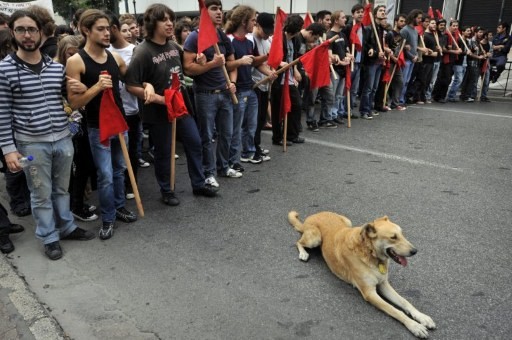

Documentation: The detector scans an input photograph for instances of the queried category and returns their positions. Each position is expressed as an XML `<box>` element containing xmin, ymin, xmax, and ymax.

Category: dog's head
<box><xmin>360</xmin><ymin>216</ymin><xmax>417</xmax><ymax>266</ymax></box>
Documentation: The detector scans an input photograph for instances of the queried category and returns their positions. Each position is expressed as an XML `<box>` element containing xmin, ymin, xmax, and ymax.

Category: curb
<box><xmin>0</xmin><ymin>255</ymin><xmax>66</xmax><ymax>340</ymax></box>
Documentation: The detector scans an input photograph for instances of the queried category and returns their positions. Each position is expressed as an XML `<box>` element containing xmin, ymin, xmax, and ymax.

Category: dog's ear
<box><xmin>382</xmin><ymin>215</ymin><xmax>389</xmax><ymax>221</ymax></box>
<box><xmin>361</xmin><ymin>223</ymin><xmax>377</xmax><ymax>239</ymax></box>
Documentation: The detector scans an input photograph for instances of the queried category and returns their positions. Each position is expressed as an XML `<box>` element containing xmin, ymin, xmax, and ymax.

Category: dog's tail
<box><xmin>288</xmin><ymin>211</ymin><xmax>305</xmax><ymax>233</ymax></box>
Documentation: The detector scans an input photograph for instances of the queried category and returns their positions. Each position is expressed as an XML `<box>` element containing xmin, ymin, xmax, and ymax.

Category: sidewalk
<box><xmin>0</xmin><ymin>254</ymin><xmax>66</xmax><ymax>340</ymax></box>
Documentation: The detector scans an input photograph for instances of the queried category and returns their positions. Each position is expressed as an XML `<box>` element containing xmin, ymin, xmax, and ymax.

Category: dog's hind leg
<box><xmin>296</xmin><ymin>225</ymin><xmax>322</xmax><ymax>261</ymax></box>
<box><xmin>360</xmin><ymin>286</ymin><xmax>430</xmax><ymax>338</ymax></box>
<box><xmin>378</xmin><ymin>281</ymin><xmax>436</xmax><ymax>330</ymax></box>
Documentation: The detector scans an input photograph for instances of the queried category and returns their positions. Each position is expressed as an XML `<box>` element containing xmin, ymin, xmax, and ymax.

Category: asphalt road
<box><xmin>2</xmin><ymin>99</ymin><xmax>512</xmax><ymax>340</ymax></box>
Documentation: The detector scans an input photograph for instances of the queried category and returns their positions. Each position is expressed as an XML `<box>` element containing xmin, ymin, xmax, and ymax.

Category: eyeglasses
<box><xmin>13</xmin><ymin>27</ymin><xmax>39</xmax><ymax>35</ymax></box>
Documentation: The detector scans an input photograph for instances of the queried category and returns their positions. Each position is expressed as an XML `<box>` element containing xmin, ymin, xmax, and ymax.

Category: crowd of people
<box><xmin>0</xmin><ymin>1</ymin><xmax>511</xmax><ymax>260</ymax></box>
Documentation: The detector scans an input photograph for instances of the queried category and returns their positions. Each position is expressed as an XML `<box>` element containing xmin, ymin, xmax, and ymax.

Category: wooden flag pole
<box><xmin>213</xmin><ymin>44</ymin><xmax>238</xmax><ymax>104</ymax></box>
<box><xmin>351</xmin><ymin>44</ymin><xmax>355</xmax><ymax>71</ymax></box>
<box><xmin>433</xmin><ymin>31</ymin><xmax>443</xmax><ymax>56</ymax></box>
<box><xmin>477</xmin><ymin>43</ymin><xmax>488</xmax><ymax>101</ymax></box>
<box><xmin>283</xmin><ymin>115</ymin><xmax>288</xmax><ymax>152</ymax></box>
<box><xmin>383</xmin><ymin>40</ymin><xmax>406</xmax><ymax>108</ymax></box>
<box><xmin>346</xmin><ymin>90</ymin><xmax>351</xmax><ymax>128</ymax></box>
<box><xmin>118</xmin><ymin>133</ymin><xmax>144</xmax><ymax>217</ymax></box>
<box><xmin>170</xmin><ymin>118</ymin><xmax>177</xmax><ymax>191</ymax></box>
<box><xmin>445</xmin><ymin>29</ymin><xmax>460</xmax><ymax>50</ymax></box>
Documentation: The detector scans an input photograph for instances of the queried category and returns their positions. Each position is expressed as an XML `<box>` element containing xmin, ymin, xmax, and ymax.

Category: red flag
<box><xmin>435</xmin><ymin>9</ymin><xmax>443</xmax><ymax>19</ymax></box>
<box><xmin>197</xmin><ymin>0</ymin><xmax>219</xmax><ymax>53</ymax></box>
<box><xmin>345</xmin><ymin>64</ymin><xmax>351</xmax><ymax>91</ymax></box>
<box><xmin>303</xmin><ymin>11</ymin><xmax>313</xmax><ymax>29</ymax></box>
<box><xmin>397</xmin><ymin>50</ymin><xmax>406</xmax><ymax>69</ymax></box>
<box><xmin>361</xmin><ymin>3</ymin><xmax>372</xmax><ymax>26</ymax></box>
<box><xmin>268</xmin><ymin>8</ymin><xmax>287</xmax><ymax>69</ymax></box>
<box><xmin>382</xmin><ymin>60</ymin><xmax>391</xmax><ymax>83</ymax></box>
<box><xmin>299</xmin><ymin>40</ymin><xmax>331</xmax><ymax>89</ymax></box>
<box><xmin>99</xmin><ymin>88</ymin><xmax>128</xmax><ymax>146</ymax></box>
<box><xmin>164</xmin><ymin>72</ymin><xmax>189</xmax><ymax>121</ymax></box>
<box><xmin>481</xmin><ymin>59</ymin><xmax>489</xmax><ymax>75</ymax></box>
<box><xmin>279</xmin><ymin>71</ymin><xmax>291</xmax><ymax>121</ymax></box>
<box><xmin>350</xmin><ymin>23</ymin><xmax>362</xmax><ymax>52</ymax></box>
<box><xmin>415</xmin><ymin>25</ymin><xmax>424</xmax><ymax>36</ymax></box>
<box><xmin>428</xmin><ymin>7</ymin><xmax>434</xmax><ymax>19</ymax></box>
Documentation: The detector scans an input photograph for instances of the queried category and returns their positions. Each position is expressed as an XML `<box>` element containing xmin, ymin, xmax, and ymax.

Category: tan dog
<box><xmin>288</xmin><ymin>211</ymin><xmax>436</xmax><ymax>338</ymax></box>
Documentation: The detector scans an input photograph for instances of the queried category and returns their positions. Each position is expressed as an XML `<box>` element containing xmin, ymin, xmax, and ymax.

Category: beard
<box><xmin>16</xmin><ymin>37</ymin><xmax>42</xmax><ymax>52</ymax></box>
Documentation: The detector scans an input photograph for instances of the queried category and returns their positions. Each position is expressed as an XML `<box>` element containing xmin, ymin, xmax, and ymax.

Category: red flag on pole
<box><xmin>481</xmin><ymin>59</ymin><xmax>489</xmax><ymax>75</ymax></box>
<box><xmin>268</xmin><ymin>8</ymin><xmax>287</xmax><ymax>69</ymax></box>
<box><xmin>345</xmin><ymin>64</ymin><xmax>352</xmax><ymax>91</ymax></box>
<box><xmin>415</xmin><ymin>25</ymin><xmax>424</xmax><ymax>36</ymax></box>
<box><xmin>350</xmin><ymin>23</ymin><xmax>362</xmax><ymax>52</ymax></box>
<box><xmin>361</xmin><ymin>3</ymin><xmax>372</xmax><ymax>26</ymax></box>
<box><xmin>164</xmin><ymin>72</ymin><xmax>189</xmax><ymax>122</ymax></box>
<box><xmin>382</xmin><ymin>60</ymin><xmax>391</xmax><ymax>83</ymax></box>
<box><xmin>303</xmin><ymin>11</ymin><xmax>313</xmax><ymax>29</ymax></box>
<box><xmin>279</xmin><ymin>71</ymin><xmax>291</xmax><ymax>121</ymax></box>
<box><xmin>197</xmin><ymin>0</ymin><xmax>219</xmax><ymax>53</ymax></box>
<box><xmin>428</xmin><ymin>6</ymin><xmax>434</xmax><ymax>19</ymax></box>
<box><xmin>299</xmin><ymin>40</ymin><xmax>331</xmax><ymax>89</ymax></box>
<box><xmin>397</xmin><ymin>50</ymin><xmax>406</xmax><ymax>69</ymax></box>
<box><xmin>435</xmin><ymin>9</ymin><xmax>443</xmax><ymax>19</ymax></box>
<box><xmin>99</xmin><ymin>87</ymin><xmax>128</xmax><ymax>146</ymax></box>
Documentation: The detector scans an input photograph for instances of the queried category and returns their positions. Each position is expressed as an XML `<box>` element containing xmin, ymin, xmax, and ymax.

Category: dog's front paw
<box><xmin>415</xmin><ymin>313</ymin><xmax>436</xmax><ymax>330</ymax></box>
<box><xmin>406</xmin><ymin>320</ymin><xmax>429</xmax><ymax>338</ymax></box>
<box><xmin>298</xmin><ymin>250</ymin><xmax>310</xmax><ymax>261</ymax></box>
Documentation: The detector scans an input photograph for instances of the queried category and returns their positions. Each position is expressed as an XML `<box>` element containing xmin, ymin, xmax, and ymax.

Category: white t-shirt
<box><xmin>108</xmin><ymin>44</ymin><xmax>139</xmax><ymax>115</ymax></box>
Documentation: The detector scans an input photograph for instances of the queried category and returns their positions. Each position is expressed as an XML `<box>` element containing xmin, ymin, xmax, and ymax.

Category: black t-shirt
<box><xmin>423</xmin><ymin>32</ymin><xmax>438</xmax><ymax>64</ymax></box>
<box><xmin>327</xmin><ymin>30</ymin><xmax>347</xmax><ymax>75</ymax></box>
<box><xmin>125</xmin><ymin>39</ymin><xmax>183</xmax><ymax>124</ymax></box>
<box><xmin>12</xmin><ymin>53</ymin><xmax>43</xmax><ymax>74</ymax></box>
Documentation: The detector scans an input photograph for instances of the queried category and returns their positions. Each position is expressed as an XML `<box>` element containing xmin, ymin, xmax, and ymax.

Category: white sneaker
<box><xmin>224</xmin><ymin>168</ymin><xmax>243</xmax><ymax>178</ymax></box>
<box><xmin>126</xmin><ymin>193</ymin><xmax>135</xmax><ymax>200</ymax></box>
<box><xmin>138</xmin><ymin>158</ymin><xmax>150</xmax><ymax>168</ymax></box>
<box><xmin>175</xmin><ymin>154</ymin><xmax>179</xmax><ymax>159</ymax></box>
<box><xmin>205</xmin><ymin>176</ymin><xmax>220</xmax><ymax>188</ymax></box>
<box><xmin>261</xmin><ymin>154</ymin><xmax>271</xmax><ymax>161</ymax></box>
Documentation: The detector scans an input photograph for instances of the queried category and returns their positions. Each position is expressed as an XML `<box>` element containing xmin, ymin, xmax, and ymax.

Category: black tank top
<box><xmin>78</xmin><ymin>49</ymin><xmax>125</xmax><ymax>128</ymax></box>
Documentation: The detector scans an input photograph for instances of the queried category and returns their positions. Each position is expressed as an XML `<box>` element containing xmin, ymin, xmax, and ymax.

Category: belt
<box><xmin>196</xmin><ymin>88</ymin><xmax>228</xmax><ymax>94</ymax></box>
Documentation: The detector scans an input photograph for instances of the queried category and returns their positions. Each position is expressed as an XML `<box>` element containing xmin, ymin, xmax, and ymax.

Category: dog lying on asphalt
<box><xmin>288</xmin><ymin>211</ymin><xmax>436</xmax><ymax>338</ymax></box>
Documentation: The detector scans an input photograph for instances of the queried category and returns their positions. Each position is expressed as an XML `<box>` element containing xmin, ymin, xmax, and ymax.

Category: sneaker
<box><xmin>325</xmin><ymin>121</ymin><xmax>338</xmax><ymax>128</ymax></box>
<box><xmin>396</xmin><ymin>105</ymin><xmax>407</xmax><ymax>111</ymax></box>
<box><xmin>480</xmin><ymin>97</ymin><xmax>491</xmax><ymax>102</ymax></box>
<box><xmin>72</xmin><ymin>208</ymin><xmax>99</xmax><ymax>222</ymax></box>
<box><xmin>259</xmin><ymin>154</ymin><xmax>271</xmax><ymax>161</ymax></box>
<box><xmin>84</xmin><ymin>203</ymin><xmax>96</xmax><ymax>212</ymax></box>
<box><xmin>205</xmin><ymin>176</ymin><xmax>220</xmax><ymax>188</ymax></box>
<box><xmin>307</xmin><ymin>121</ymin><xmax>319</xmax><ymax>132</ymax></box>
<box><xmin>416</xmin><ymin>101</ymin><xmax>425</xmax><ymax>105</ymax></box>
<box><xmin>256</xmin><ymin>146</ymin><xmax>269</xmax><ymax>155</ymax></box>
<box><xmin>192</xmin><ymin>185</ymin><xmax>218</xmax><ymax>197</ymax></box>
<box><xmin>0</xmin><ymin>235</ymin><xmax>14</xmax><ymax>254</ymax></box>
<box><xmin>162</xmin><ymin>192</ymin><xmax>180</xmax><ymax>206</ymax></box>
<box><xmin>174</xmin><ymin>154</ymin><xmax>179</xmax><ymax>159</ymax></box>
<box><xmin>447</xmin><ymin>98</ymin><xmax>458</xmax><ymax>102</ymax></box>
<box><xmin>99</xmin><ymin>222</ymin><xmax>114</xmax><ymax>240</ymax></box>
<box><xmin>239</xmin><ymin>156</ymin><xmax>251</xmax><ymax>163</ymax></box>
<box><xmin>333</xmin><ymin>117</ymin><xmax>344</xmax><ymax>125</ymax></box>
<box><xmin>426</xmin><ymin>100</ymin><xmax>432</xmax><ymax>104</ymax></box>
<box><xmin>361</xmin><ymin>113</ymin><xmax>373</xmax><ymax>120</ymax></box>
<box><xmin>44</xmin><ymin>241</ymin><xmax>63</xmax><ymax>260</ymax></box>
<box><xmin>372</xmin><ymin>111</ymin><xmax>380</xmax><ymax>116</ymax></box>
<box><xmin>222</xmin><ymin>168</ymin><xmax>243</xmax><ymax>178</ymax></box>
<box><xmin>126</xmin><ymin>192</ymin><xmax>135</xmax><ymax>200</ymax></box>
<box><xmin>231</xmin><ymin>162</ymin><xmax>245</xmax><ymax>172</ymax></box>
<box><xmin>249</xmin><ymin>154</ymin><xmax>263</xmax><ymax>164</ymax></box>
<box><xmin>138</xmin><ymin>158</ymin><xmax>150</xmax><ymax>168</ymax></box>
<box><xmin>62</xmin><ymin>227</ymin><xmax>96</xmax><ymax>240</ymax></box>
<box><xmin>464</xmin><ymin>98</ymin><xmax>475</xmax><ymax>102</ymax></box>
<box><xmin>12</xmin><ymin>206</ymin><xmax>31</xmax><ymax>217</ymax></box>
<box><xmin>8</xmin><ymin>223</ymin><xmax>24</xmax><ymax>234</ymax></box>
<box><xmin>116</xmin><ymin>207</ymin><xmax>137</xmax><ymax>223</ymax></box>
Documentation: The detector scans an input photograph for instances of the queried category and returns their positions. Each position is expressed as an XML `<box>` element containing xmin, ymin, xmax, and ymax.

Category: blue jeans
<box><xmin>230</xmin><ymin>89</ymin><xmax>258</xmax><ymax>162</ymax></box>
<box><xmin>306</xmin><ymin>85</ymin><xmax>334</xmax><ymax>123</ymax></box>
<box><xmin>426</xmin><ymin>61</ymin><xmax>440</xmax><ymax>101</ymax></box>
<box><xmin>447</xmin><ymin>65</ymin><xmax>465</xmax><ymax>100</ymax></box>
<box><xmin>481</xmin><ymin>69</ymin><xmax>490</xmax><ymax>99</ymax></box>
<box><xmin>194</xmin><ymin>91</ymin><xmax>233</xmax><ymax>176</ymax></box>
<box><xmin>400</xmin><ymin>60</ymin><xmax>414</xmax><ymax>104</ymax></box>
<box><xmin>331</xmin><ymin>70</ymin><xmax>346</xmax><ymax>118</ymax></box>
<box><xmin>88</xmin><ymin>128</ymin><xmax>127</xmax><ymax>223</ymax></box>
<box><xmin>360</xmin><ymin>63</ymin><xmax>382</xmax><ymax>115</ymax></box>
<box><xmin>17</xmin><ymin>136</ymin><xmax>76</xmax><ymax>244</ymax></box>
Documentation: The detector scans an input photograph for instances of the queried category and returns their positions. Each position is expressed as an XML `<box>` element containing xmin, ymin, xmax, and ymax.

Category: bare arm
<box><xmin>66</xmin><ymin>54</ymin><xmax>109</xmax><ymax>110</ymax></box>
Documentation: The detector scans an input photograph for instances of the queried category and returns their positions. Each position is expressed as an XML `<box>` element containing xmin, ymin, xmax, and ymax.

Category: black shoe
<box><xmin>319</xmin><ymin>121</ymin><xmax>338</xmax><ymax>128</ymax></box>
<box><xmin>231</xmin><ymin>162</ymin><xmax>245</xmax><ymax>172</ymax></box>
<box><xmin>288</xmin><ymin>137</ymin><xmax>305</xmax><ymax>144</ymax></box>
<box><xmin>8</xmin><ymin>223</ymin><xmax>24</xmax><ymax>234</ymax></box>
<box><xmin>350</xmin><ymin>114</ymin><xmax>359</xmax><ymax>119</ymax></box>
<box><xmin>272</xmin><ymin>140</ymin><xmax>292</xmax><ymax>146</ymax></box>
<box><xmin>72</xmin><ymin>208</ymin><xmax>98</xmax><ymax>222</ymax></box>
<box><xmin>84</xmin><ymin>203</ymin><xmax>97</xmax><ymax>213</ymax></box>
<box><xmin>12</xmin><ymin>207</ymin><xmax>30</xmax><ymax>217</ymax></box>
<box><xmin>99</xmin><ymin>222</ymin><xmax>114</xmax><ymax>240</ymax></box>
<box><xmin>193</xmin><ymin>185</ymin><xmax>218</xmax><ymax>197</ymax></box>
<box><xmin>62</xmin><ymin>227</ymin><xmax>96</xmax><ymax>241</ymax></box>
<box><xmin>44</xmin><ymin>241</ymin><xmax>63</xmax><ymax>260</ymax></box>
<box><xmin>333</xmin><ymin>117</ymin><xmax>344</xmax><ymax>125</ymax></box>
<box><xmin>1</xmin><ymin>235</ymin><xmax>14</xmax><ymax>254</ymax></box>
<box><xmin>115</xmin><ymin>207</ymin><xmax>137</xmax><ymax>223</ymax></box>
<box><xmin>162</xmin><ymin>192</ymin><xmax>180</xmax><ymax>206</ymax></box>
<box><xmin>480</xmin><ymin>97</ymin><xmax>491</xmax><ymax>102</ymax></box>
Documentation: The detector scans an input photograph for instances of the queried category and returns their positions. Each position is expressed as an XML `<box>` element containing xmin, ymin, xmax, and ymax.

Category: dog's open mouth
<box><xmin>386</xmin><ymin>248</ymin><xmax>408</xmax><ymax>266</ymax></box>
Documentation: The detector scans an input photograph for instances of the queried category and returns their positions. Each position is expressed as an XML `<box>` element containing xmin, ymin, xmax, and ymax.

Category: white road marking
<box><xmin>409</xmin><ymin>106</ymin><xmax>512</xmax><ymax>118</ymax></box>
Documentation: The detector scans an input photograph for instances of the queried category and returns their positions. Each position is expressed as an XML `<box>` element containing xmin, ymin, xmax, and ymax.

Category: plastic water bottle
<box><xmin>12</xmin><ymin>155</ymin><xmax>34</xmax><ymax>173</ymax></box>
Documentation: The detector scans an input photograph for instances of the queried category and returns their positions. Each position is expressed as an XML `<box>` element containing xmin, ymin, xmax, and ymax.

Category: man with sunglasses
<box><xmin>0</xmin><ymin>10</ymin><xmax>95</xmax><ymax>260</ymax></box>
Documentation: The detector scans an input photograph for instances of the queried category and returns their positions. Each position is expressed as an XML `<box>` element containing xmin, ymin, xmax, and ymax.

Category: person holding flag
<box><xmin>125</xmin><ymin>3</ymin><xmax>218</xmax><ymax>206</ymax></box>
<box><xmin>67</xmin><ymin>9</ymin><xmax>137</xmax><ymax>241</ymax></box>
<box><xmin>475</xmin><ymin>27</ymin><xmax>492</xmax><ymax>102</ymax></box>
<box><xmin>183</xmin><ymin>0</ymin><xmax>239</xmax><ymax>186</ymax></box>
<box><xmin>459</xmin><ymin>26</ymin><xmax>486</xmax><ymax>102</ymax></box>
<box><xmin>412</xmin><ymin>18</ymin><xmax>439</xmax><ymax>105</ymax></box>
<box><xmin>445</xmin><ymin>20</ymin><xmax>466</xmax><ymax>102</ymax></box>
<box><xmin>399</xmin><ymin>9</ymin><xmax>423</xmax><ymax>106</ymax></box>
<box><xmin>385</xmin><ymin>14</ymin><xmax>407</xmax><ymax>111</ymax></box>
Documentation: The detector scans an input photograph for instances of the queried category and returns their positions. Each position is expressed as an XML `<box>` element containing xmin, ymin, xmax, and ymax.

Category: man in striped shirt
<box><xmin>0</xmin><ymin>10</ymin><xmax>95</xmax><ymax>260</ymax></box>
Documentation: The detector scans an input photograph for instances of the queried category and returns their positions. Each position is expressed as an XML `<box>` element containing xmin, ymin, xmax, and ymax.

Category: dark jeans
<box><xmin>413</xmin><ymin>63</ymin><xmax>434</xmax><ymax>102</ymax></box>
<box><xmin>254</xmin><ymin>88</ymin><xmax>269</xmax><ymax>150</ymax></box>
<box><xmin>148</xmin><ymin>114</ymin><xmax>205</xmax><ymax>193</ymax></box>
<box><xmin>5</xmin><ymin>170</ymin><xmax>30</xmax><ymax>213</ymax></box>
<box><xmin>0</xmin><ymin>203</ymin><xmax>11</xmax><ymax>235</ymax></box>
<box><xmin>460</xmin><ymin>65</ymin><xmax>480</xmax><ymax>100</ymax></box>
<box><xmin>270</xmin><ymin>82</ymin><xmax>302</xmax><ymax>143</ymax></box>
<box><xmin>432</xmin><ymin>63</ymin><xmax>453</xmax><ymax>101</ymax></box>
<box><xmin>69</xmin><ymin>127</ymin><xmax>96</xmax><ymax>212</ymax></box>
